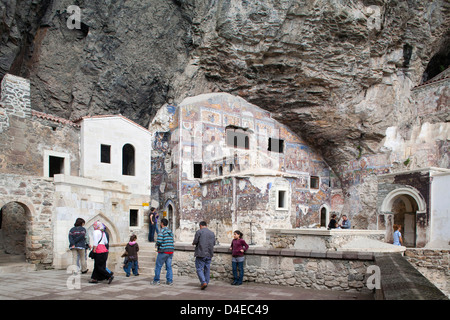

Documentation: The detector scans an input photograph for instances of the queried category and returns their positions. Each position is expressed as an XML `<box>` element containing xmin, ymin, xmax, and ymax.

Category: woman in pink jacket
<box><xmin>229</xmin><ymin>230</ymin><xmax>249</xmax><ymax>286</ymax></box>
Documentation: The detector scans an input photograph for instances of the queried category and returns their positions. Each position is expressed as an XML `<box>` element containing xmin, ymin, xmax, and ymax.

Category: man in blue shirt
<box><xmin>340</xmin><ymin>215</ymin><xmax>351</xmax><ymax>229</ymax></box>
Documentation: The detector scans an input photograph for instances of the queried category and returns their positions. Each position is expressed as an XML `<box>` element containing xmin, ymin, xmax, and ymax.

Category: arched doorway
<box><xmin>380</xmin><ymin>187</ymin><xmax>426</xmax><ymax>247</ymax></box>
<box><xmin>0</xmin><ymin>202</ymin><xmax>30</xmax><ymax>260</ymax></box>
<box><xmin>122</xmin><ymin>143</ymin><xmax>135</xmax><ymax>176</ymax></box>
<box><xmin>320</xmin><ymin>207</ymin><xmax>327</xmax><ymax>227</ymax></box>
<box><xmin>391</xmin><ymin>195</ymin><xmax>418</xmax><ymax>247</ymax></box>
<box><xmin>163</xmin><ymin>200</ymin><xmax>176</xmax><ymax>235</ymax></box>
<box><xmin>319</xmin><ymin>204</ymin><xmax>330</xmax><ymax>228</ymax></box>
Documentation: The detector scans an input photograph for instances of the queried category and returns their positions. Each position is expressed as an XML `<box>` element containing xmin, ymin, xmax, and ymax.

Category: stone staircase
<box><xmin>137</xmin><ymin>241</ymin><xmax>158</xmax><ymax>277</ymax></box>
<box><xmin>113</xmin><ymin>241</ymin><xmax>166</xmax><ymax>279</ymax></box>
<box><xmin>0</xmin><ymin>251</ymin><xmax>36</xmax><ymax>274</ymax></box>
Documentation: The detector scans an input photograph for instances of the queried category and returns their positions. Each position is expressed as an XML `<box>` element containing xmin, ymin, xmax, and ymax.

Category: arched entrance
<box><xmin>392</xmin><ymin>195</ymin><xmax>418</xmax><ymax>247</ymax></box>
<box><xmin>319</xmin><ymin>204</ymin><xmax>330</xmax><ymax>228</ymax></box>
<box><xmin>163</xmin><ymin>200</ymin><xmax>177</xmax><ymax>234</ymax></box>
<box><xmin>0</xmin><ymin>201</ymin><xmax>30</xmax><ymax>260</ymax></box>
<box><xmin>380</xmin><ymin>187</ymin><xmax>426</xmax><ymax>247</ymax></box>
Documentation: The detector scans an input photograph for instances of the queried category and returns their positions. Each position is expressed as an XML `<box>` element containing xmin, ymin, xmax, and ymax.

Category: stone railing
<box><xmin>173</xmin><ymin>243</ymin><xmax>375</xmax><ymax>293</ymax></box>
<box><xmin>266</xmin><ymin>228</ymin><xmax>391</xmax><ymax>252</ymax></box>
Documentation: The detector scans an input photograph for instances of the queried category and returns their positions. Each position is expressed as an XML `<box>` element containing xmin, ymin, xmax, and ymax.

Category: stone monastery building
<box><xmin>0</xmin><ymin>72</ymin><xmax>449</xmax><ymax>270</ymax></box>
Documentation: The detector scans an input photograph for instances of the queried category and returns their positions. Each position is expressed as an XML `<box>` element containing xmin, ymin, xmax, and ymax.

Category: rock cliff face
<box><xmin>1</xmin><ymin>0</ymin><xmax>449</xmax><ymax>226</ymax></box>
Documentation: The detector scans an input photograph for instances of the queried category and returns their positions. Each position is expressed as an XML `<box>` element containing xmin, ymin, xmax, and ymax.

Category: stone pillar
<box><xmin>0</xmin><ymin>74</ymin><xmax>31</xmax><ymax>133</ymax></box>
<box><xmin>1</xmin><ymin>74</ymin><xmax>31</xmax><ymax>117</ymax></box>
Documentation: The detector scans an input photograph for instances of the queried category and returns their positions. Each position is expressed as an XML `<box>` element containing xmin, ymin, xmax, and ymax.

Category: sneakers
<box><xmin>151</xmin><ymin>280</ymin><xmax>173</xmax><ymax>286</ymax></box>
<box><xmin>201</xmin><ymin>282</ymin><xmax>208</xmax><ymax>290</ymax></box>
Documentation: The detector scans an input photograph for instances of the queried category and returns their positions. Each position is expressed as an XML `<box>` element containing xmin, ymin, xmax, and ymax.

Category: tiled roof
<box><xmin>31</xmin><ymin>110</ymin><xmax>80</xmax><ymax>127</ymax></box>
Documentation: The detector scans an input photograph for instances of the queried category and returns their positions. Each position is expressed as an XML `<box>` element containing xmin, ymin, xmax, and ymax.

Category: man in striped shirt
<box><xmin>152</xmin><ymin>218</ymin><xmax>175</xmax><ymax>286</ymax></box>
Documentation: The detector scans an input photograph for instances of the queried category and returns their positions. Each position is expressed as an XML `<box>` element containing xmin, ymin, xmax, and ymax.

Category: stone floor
<box><xmin>0</xmin><ymin>268</ymin><xmax>374</xmax><ymax>301</ymax></box>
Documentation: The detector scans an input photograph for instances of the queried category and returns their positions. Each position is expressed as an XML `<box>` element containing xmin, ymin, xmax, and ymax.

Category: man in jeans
<box><xmin>152</xmin><ymin>218</ymin><xmax>174</xmax><ymax>286</ymax></box>
<box><xmin>192</xmin><ymin>221</ymin><xmax>216</xmax><ymax>290</ymax></box>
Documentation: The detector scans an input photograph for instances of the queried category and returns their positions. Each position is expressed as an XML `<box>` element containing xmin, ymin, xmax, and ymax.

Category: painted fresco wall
<box><xmin>150</xmin><ymin>105</ymin><xmax>181</xmax><ymax>235</ymax></box>
<box><xmin>155</xmin><ymin>93</ymin><xmax>335</xmax><ymax>243</ymax></box>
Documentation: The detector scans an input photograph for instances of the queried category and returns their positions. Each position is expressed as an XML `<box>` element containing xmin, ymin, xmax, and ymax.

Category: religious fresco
<box><xmin>151</xmin><ymin>93</ymin><xmax>337</xmax><ymax>242</ymax></box>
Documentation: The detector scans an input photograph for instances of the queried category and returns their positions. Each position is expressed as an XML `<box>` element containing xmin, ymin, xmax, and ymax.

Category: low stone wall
<box><xmin>267</xmin><ymin>228</ymin><xmax>386</xmax><ymax>251</ymax></box>
<box><xmin>404</xmin><ymin>248</ymin><xmax>449</xmax><ymax>298</ymax></box>
<box><xmin>173</xmin><ymin>244</ymin><xmax>375</xmax><ymax>293</ymax></box>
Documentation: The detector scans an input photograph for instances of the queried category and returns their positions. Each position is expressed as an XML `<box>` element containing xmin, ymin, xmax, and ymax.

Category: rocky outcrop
<box><xmin>1</xmin><ymin>0</ymin><xmax>449</xmax><ymax>225</ymax></box>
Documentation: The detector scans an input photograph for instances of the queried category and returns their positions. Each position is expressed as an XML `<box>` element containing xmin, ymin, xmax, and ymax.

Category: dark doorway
<box><xmin>122</xmin><ymin>144</ymin><xmax>135</xmax><ymax>176</ymax></box>
<box><xmin>320</xmin><ymin>207</ymin><xmax>327</xmax><ymax>227</ymax></box>
<box><xmin>129</xmin><ymin>209</ymin><xmax>138</xmax><ymax>227</ymax></box>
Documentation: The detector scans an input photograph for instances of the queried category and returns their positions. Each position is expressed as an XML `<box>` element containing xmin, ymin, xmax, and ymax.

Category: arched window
<box><xmin>320</xmin><ymin>207</ymin><xmax>327</xmax><ymax>227</ymax></box>
<box><xmin>122</xmin><ymin>144</ymin><xmax>135</xmax><ymax>176</ymax></box>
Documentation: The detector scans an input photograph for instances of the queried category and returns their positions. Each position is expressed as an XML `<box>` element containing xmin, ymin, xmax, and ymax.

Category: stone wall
<box><xmin>173</xmin><ymin>244</ymin><xmax>374</xmax><ymax>293</ymax></box>
<box><xmin>0</xmin><ymin>174</ymin><xmax>56</xmax><ymax>265</ymax></box>
<box><xmin>0</xmin><ymin>74</ymin><xmax>31</xmax><ymax>121</ymax></box>
<box><xmin>404</xmin><ymin>248</ymin><xmax>450</xmax><ymax>298</ymax></box>
<box><xmin>0</xmin><ymin>74</ymin><xmax>81</xmax><ymax>177</ymax></box>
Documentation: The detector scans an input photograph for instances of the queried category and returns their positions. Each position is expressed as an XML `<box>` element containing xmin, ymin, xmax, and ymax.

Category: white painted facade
<box><xmin>79</xmin><ymin>116</ymin><xmax>152</xmax><ymax>196</ymax></box>
<box><xmin>429</xmin><ymin>172</ymin><xmax>450</xmax><ymax>248</ymax></box>
<box><xmin>51</xmin><ymin>116</ymin><xmax>154</xmax><ymax>269</ymax></box>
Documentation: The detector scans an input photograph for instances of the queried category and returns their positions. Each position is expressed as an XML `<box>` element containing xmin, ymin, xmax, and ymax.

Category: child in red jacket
<box><xmin>229</xmin><ymin>230</ymin><xmax>249</xmax><ymax>285</ymax></box>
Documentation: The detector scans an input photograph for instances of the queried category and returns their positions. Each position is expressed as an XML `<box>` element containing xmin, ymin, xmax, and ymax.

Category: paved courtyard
<box><xmin>0</xmin><ymin>269</ymin><xmax>374</xmax><ymax>301</ymax></box>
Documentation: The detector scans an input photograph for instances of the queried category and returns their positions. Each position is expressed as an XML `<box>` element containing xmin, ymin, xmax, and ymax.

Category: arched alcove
<box><xmin>164</xmin><ymin>199</ymin><xmax>177</xmax><ymax>235</ymax></box>
<box><xmin>0</xmin><ymin>200</ymin><xmax>33</xmax><ymax>258</ymax></box>
<box><xmin>85</xmin><ymin>213</ymin><xmax>120</xmax><ymax>246</ymax></box>
<box><xmin>380</xmin><ymin>187</ymin><xmax>426</xmax><ymax>247</ymax></box>
<box><xmin>319</xmin><ymin>204</ymin><xmax>330</xmax><ymax>228</ymax></box>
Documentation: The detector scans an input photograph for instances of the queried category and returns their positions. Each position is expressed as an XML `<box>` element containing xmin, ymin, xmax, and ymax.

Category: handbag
<box><xmin>88</xmin><ymin>231</ymin><xmax>104</xmax><ymax>259</ymax></box>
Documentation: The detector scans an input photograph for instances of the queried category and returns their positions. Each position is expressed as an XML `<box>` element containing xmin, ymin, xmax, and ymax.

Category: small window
<box><xmin>226</xmin><ymin>127</ymin><xmax>250</xmax><ymax>149</ymax></box>
<box><xmin>194</xmin><ymin>163</ymin><xmax>202</xmax><ymax>179</ymax></box>
<box><xmin>310</xmin><ymin>176</ymin><xmax>320</xmax><ymax>189</ymax></box>
<box><xmin>277</xmin><ymin>190</ymin><xmax>288</xmax><ymax>210</ymax></box>
<box><xmin>268</xmin><ymin>138</ymin><xmax>284</xmax><ymax>153</ymax></box>
<box><xmin>129</xmin><ymin>209</ymin><xmax>138</xmax><ymax>227</ymax></box>
<box><xmin>49</xmin><ymin>156</ymin><xmax>64</xmax><ymax>177</ymax></box>
<box><xmin>218</xmin><ymin>165</ymin><xmax>223</xmax><ymax>176</ymax></box>
<box><xmin>101</xmin><ymin>144</ymin><xmax>111</xmax><ymax>163</ymax></box>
